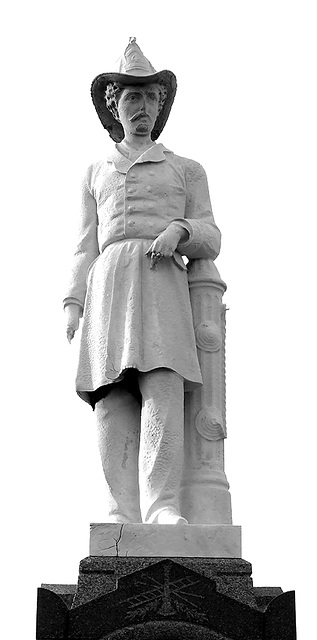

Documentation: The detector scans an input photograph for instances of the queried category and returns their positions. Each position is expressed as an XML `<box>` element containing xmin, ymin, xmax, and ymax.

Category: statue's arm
<box><xmin>63</xmin><ymin>167</ymin><xmax>99</xmax><ymax>341</ymax></box>
<box><xmin>146</xmin><ymin>160</ymin><xmax>220</xmax><ymax>266</ymax></box>
<box><xmin>176</xmin><ymin>160</ymin><xmax>221</xmax><ymax>260</ymax></box>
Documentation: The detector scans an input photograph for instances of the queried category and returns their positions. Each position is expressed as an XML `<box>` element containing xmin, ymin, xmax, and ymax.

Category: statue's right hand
<box><xmin>65</xmin><ymin>303</ymin><xmax>82</xmax><ymax>343</ymax></box>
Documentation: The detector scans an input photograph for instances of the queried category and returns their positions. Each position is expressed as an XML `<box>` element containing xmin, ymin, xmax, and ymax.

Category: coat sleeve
<box><xmin>63</xmin><ymin>166</ymin><xmax>99</xmax><ymax>310</ymax></box>
<box><xmin>174</xmin><ymin>159</ymin><xmax>221</xmax><ymax>260</ymax></box>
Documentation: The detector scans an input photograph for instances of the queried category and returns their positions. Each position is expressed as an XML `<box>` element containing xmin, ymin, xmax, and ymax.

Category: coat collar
<box><xmin>106</xmin><ymin>143</ymin><xmax>171</xmax><ymax>174</ymax></box>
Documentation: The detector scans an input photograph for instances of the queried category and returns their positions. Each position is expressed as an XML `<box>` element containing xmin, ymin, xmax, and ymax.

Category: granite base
<box><xmin>37</xmin><ymin>555</ymin><xmax>296</xmax><ymax>639</ymax></box>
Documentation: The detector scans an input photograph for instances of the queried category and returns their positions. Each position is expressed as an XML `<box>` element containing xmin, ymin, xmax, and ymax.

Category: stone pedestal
<box><xmin>89</xmin><ymin>523</ymin><xmax>242</xmax><ymax>558</ymax></box>
<box><xmin>37</xmin><ymin>525</ymin><xmax>297</xmax><ymax>639</ymax></box>
<box><xmin>37</xmin><ymin>556</ymin><xmax>296</xmax><ymax>639</ymax></box>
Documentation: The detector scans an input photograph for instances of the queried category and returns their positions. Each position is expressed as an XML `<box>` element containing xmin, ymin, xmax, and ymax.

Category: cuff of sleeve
<box><xmin>170</xmin><ymin>219</ymin><xmax>193</xmax><ymax>250</ymax></box>
<box><xmin>63</xmin><ymin>298</ymin><xmax>84</xmax><ymax>315</ymax></box>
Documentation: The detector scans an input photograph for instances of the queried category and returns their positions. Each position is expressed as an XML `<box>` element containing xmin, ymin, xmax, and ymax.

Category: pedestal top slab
<box><xmin>89</xmin><ymin>523</ymin><xmax>241</xmax><ymax>558</ymax></box>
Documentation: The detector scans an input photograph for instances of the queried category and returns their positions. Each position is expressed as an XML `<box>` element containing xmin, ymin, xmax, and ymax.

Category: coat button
<box><xmin>127</xmin><ymin>205</ymin><xmax>134</xmax><ymax>212</ymax></box>
<box><xmin>148</xmin><ymin>171</ymin><xmax>155</xmax><ymax>176</ymax></box>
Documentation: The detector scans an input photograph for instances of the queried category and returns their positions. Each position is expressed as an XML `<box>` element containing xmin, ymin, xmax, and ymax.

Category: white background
<box><xmin>1</xmin><ymin>2</ymin><xmax>316</xmax><ymax>638</ymax></box>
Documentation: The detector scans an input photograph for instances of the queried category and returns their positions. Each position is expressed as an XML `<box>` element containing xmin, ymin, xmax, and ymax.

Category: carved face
<box><xmin>117</xmin><ymin>84</ymin><xmax>161</xmax><ymax>137</ymax></box>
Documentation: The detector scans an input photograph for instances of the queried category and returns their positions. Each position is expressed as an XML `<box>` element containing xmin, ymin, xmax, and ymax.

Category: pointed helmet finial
<box><xmin>119</xmin><ymin>38</ymin><xmax>157</xmax><ymax>76</ymax></box>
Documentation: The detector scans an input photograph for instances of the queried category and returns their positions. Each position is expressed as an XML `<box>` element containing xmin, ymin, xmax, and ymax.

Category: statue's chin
<box><xmin>135</xmin><ymin>123</ymin><xmax>150</xmax><ymax>134</ymax></box>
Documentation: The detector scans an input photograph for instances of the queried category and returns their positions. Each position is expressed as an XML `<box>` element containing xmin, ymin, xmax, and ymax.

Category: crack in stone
<box><xmin>114</xmin><ymin>524</ymin><xmax>124</xmax><ymax>557</ymax></box>
<box><xmin>99</xmin><ymin>544</ymin><xmax>116</xmax><ymax>551</ymax></box>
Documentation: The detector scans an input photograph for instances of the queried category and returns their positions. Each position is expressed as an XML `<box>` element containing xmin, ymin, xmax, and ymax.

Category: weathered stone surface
<box><xmin>37</xmin><ymin>558</ymin><xmax>297</xmax><ymax>639</ymax></box>
<box><xmin>41</xmin><ymin>583</ymin><xmax>77</xmax><ymax>608</ymax></box>
<box><xmin>89</xmin><ymin>522</ymin><xmax>242</xmax><ymax>558</ymax></box>
<box><xmin>181</xmin><ymin>259</ymin><xmax>232</xmax><ymax>525</ymax></box>
<box><xmin>36</xmin><ymin>587</ymin><xmax>69</xmax><ymax>639</ymax></box>
<box><xmin>72</xmin><ymin>556</ymin><xmax>255</xmax><ymax>608</ymax></box>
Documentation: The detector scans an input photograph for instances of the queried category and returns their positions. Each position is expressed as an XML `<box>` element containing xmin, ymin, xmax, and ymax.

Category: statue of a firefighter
<box><xmin>64</xmin><ymin>38</ymin><xmax>226</xmax><ymax>526</ymax></box>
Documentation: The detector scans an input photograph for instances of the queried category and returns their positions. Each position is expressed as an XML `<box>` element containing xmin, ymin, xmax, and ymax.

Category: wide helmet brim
<box><xmin>91</xmin><ymin>70</ymin><xmax>177</xmax><ymax>142</ymax></box>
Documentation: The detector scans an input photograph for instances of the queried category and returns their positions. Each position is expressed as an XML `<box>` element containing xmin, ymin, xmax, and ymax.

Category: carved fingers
<box><xmin>146</xmin><ymin>225</ymin><xmax>184</xmax><ymax>269</ymax></box>
<box><xmin>147</xmin><ymin>249</ymin><xmax>163</xmax><ymax>269</ymax></box>
<box><xmin>65</xmin><ymin>304</ymin><xmax>81</xmax><ymax>343</ymax></box>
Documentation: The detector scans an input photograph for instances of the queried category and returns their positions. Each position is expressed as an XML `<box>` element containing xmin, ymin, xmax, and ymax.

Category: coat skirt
<box><xmin>76</xmin><ymin>238</ymin><xmax>203</xmax><ymax>404</ymax></box>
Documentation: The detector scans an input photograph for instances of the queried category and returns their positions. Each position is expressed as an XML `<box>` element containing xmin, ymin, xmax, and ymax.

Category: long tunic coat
<box><xmin>64</xmin><ymin>143</ymin><xmax>221</xmax><ymax>405</ymax></box>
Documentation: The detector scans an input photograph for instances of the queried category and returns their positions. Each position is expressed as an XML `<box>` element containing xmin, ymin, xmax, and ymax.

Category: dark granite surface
<box><xmin>37</xmin><ymin>557</ymin><xmax>296</xmax><ymax>639</ymax></box>
<box><xmin>73</xmin><ymin>556</ymin><xmax>256</xmax><ymax>608</ymax></box>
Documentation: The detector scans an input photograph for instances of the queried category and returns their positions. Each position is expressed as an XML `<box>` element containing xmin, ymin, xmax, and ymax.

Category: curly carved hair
<box><xmin>105</xmin><ymin>82</ymin><xmax>167</xmax><ymax>121</ymax></box>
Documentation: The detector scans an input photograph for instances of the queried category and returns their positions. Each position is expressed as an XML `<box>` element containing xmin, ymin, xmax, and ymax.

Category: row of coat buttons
<box><xmin>126</xmin><ymin>220</ymin><xmax>155</xmax><ymax>228</ymax></box>
<box><xmin>126</xmin><ymin>185</ymin><xmax>153</xmax><ymax>193</ymax></box>
<box><xmin>127</xmin><ymin>203</ymin><xmax>155</xmax><ymax>212</ymax></box>
<box><xmin>128</xmin><ymin>170</ymin><xmax>156</xmax><ymax>179</ymax></box>
<box><xmin>127</xmin><ymin>202</ymin><xmax>154</xmax><ymax>213</ymax></box>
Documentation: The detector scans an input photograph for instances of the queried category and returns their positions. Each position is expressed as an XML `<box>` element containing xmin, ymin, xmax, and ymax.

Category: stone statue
<box><xmin>64</xmin><ymin>38</ymin><xmax>229</xmax><ymax>526</ymax></box>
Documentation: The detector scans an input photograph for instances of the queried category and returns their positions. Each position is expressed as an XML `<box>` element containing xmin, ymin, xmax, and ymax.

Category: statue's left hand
<box><xmin>146</xmin><ymin>223</ymin><xmax>189</xmax><ymax>269</ymax></box>
<box><xmin>65</xmin><ymin>303</ymin><xmax>82</xmax><ymax>343</ymax></box>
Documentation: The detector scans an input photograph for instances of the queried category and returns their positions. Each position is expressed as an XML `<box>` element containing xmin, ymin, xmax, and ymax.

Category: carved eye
<box><xmin>125</xmin><ymin>93</ymin><xmax>139</xmax><ymax>102</ymax></box>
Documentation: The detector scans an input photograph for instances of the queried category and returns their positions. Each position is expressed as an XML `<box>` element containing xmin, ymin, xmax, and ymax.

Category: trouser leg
<box><xmin>138</xmin><ymin>369</ymin><xmax>187</xmax><ymax>524</ymax></box>
<box><xmin>95</xmin><ymin>386</ymin><xmax>142</xmax><ymax>523</ymax></box>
